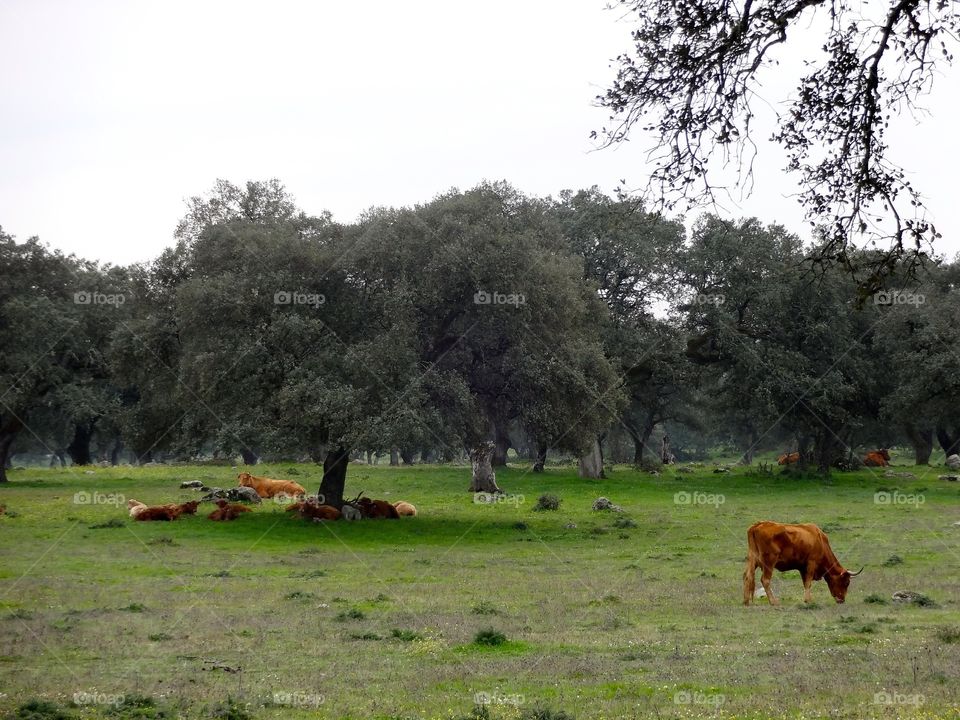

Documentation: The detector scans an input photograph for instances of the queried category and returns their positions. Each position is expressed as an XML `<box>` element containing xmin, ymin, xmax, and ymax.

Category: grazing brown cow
<box><xmin>208</xmin><ymin>499</ymin><xmax>253</xmax><ymax>521</ymax></box>
<box><xmin>777</xmin><ymin>452</ymin><xmax>800</xmax><ymax>465</ymax></box>
<box><xmin>286</xmin><ymin>499</ymin><xmax>342</xmax><ymax>521</ymax></box>
<box><xmin>743</xmin><ymin>520</ymin><xmax>862</xmax><ymax>605</ymax></box>
<box><xmin>393</xmin><ymin>501</ymin><xmax>417</xmax><ymax>517</ymax></box>
<box><xmin>237</xmin><ymin>472</ymin><xmax>306</xmax><ymax>499</ymax></box>
<box><xmin>863</xmin><ymin>449</ymin><xmax>891</xmax><ymax>467</ymax></box>
<box><xmin>357</xmin><ymin>497</ymin><xmax>400</xmax><ymax>519</ymax></box>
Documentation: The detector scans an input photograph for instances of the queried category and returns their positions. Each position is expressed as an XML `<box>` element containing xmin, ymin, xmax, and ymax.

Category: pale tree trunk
<box><xmin>389</xmin><ymin>447</ymin><xmax>399</xmax><ymax>466</ymax></box>
<box><xmin>469</xmin><ymin>442</ymin><xmax>501</xmax><ymax>493</ymax></box>
<box><xmin>578</xmin><ymin>437</ymin><xmax>605</xmax><ymax>479</ymax></box>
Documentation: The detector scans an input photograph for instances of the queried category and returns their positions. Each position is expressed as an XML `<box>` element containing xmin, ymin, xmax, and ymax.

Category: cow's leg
<box><xmin>743</xmin><ymin>556</ymin><xmax>757</xmax><ymax>605</ymax></box>
<box><xmin>802</xmin><ymin>572</ymin><xmax>814</xmax><ymax>603</ymax></box>
<box><xmin>760</xmin><ymin>565</ymin><xmax>779</xmax><ymax>606</ymax></box>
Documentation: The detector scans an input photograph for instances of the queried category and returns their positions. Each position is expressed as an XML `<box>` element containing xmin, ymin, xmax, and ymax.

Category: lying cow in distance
<box><xmin>357</xmin><ymin>497</ymin><xmax>400</xmax><ymax>519</ymax></box>
<box><xmin>208</xmin><ymin>499</ymin><xmax>253</xmax><ymax>521</ymax></box>
<box><xmin>286</xmin><ymin>499</ymin><xmax>342</xmax><ymax>521</ymax></box>
<box><xmin>394</xmin><ymin>501</ymin><xmax>417</xmax><ymax>517</ymax></box>
<box><xmin>237</xmin><ymin>472</ymin><xmax>306</xmax><ymax>499</ymax></box>
<box><xmin>744</xmin><ymin>520</ymin><xmax>862</xmax><ymax>605</ymax></box>
<box><xmin>864</xmin><ymin>449</ymin><xmax>891</xmax><ymax>467</ymax></box>
<box><xmin>777</xmin><ymin>452</ymin><xmax>800</xmax><ymax>465</ymax></box>
<box><xmin>128</xmin><ymin>499</ymin><xmax>199</xmax><ymax>521</ymax></box>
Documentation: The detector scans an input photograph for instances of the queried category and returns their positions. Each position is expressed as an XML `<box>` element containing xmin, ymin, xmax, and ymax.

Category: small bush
<box><xmin>335</xmin><ymin>608</ymin><xmax>365</xmax><ymax>621</ymax></box>
<box><xmin>349</xmin><ymin>631</ymin><xmax>382</xmax><ymax>640</ymax></box>
<box><xmin>471</xmin><ymin>601</ymin><xmax>499</xmax><ymax>616</ymax></box>
<box><xmin>147</xmin><ymin>537</ymin><xmax>177</xmax><ymax>546</ymax></box>
<box><xmin>474</xmin><ymin>628</ymin><xmax>507</xmax><ymax>646</ymax></box>
<box><xmin>284</xmin><ymin>591</ymin><xmax>316</xmax><ymax>601</ymax></box>
<box><xmin>512</xmin><ymin>521</ymin><xmax>529</xmax><ymax>531</ymax></box>
<box><xmin>106</xmin><ymin>695</ymin><xmax>168</xmax><ymax>719</ymax></box>
<box><xmin>533</xmin><ymin>494</ymin><xmax>561</xmax><ymax>511</ymax></box>
<box><xmin>613</xmin><ymin>517</ymin><xmax>637</xmax><ymax>529</ymax></box>
<box><xmin>6</xmin><ymin>608</ymin><xmax>34</xmax><ymax>620</ymax></box>
<box><xmin>148</xmin><ymin>632</ymin><xmax>172</xmax><ymax>641</ymax></box>
<box><xmin>209</xmin><ymin>698</ymin><xmax>251</xmax><ymax>720</ymax></box>
<box><xmin>863</xmin><ymin>593</ymin><xmax>888</xmax><ymax>605</ymax></box>
<box><xmin>13</xmin><ymin>700</ymin><xmax>74</xmax><ymax>720</ymax></box>
<box><xmin>883</xmin><ymin>554</ymin><xmax>904</xmax><ymax>567</ymax></box>
<box><xmin>391</xmin><ymin>628</ymin><xmax>423</xmax><ymax>641</ymax></box>
<box><xmin>120</xmin><ymin>603</ymin><xmax>146</xmax><ymax>613</ymax></box>
<box><xmin>936</xmin><ymin>626</ymin><xmax>960</xmax><ymax>643</ymax></box>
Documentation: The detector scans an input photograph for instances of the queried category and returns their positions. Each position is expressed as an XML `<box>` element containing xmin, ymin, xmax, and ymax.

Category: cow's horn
<box><xmin>848</xmin><ymin>566</ymin><xmax>864</xmax><ymax>577</ymax></box>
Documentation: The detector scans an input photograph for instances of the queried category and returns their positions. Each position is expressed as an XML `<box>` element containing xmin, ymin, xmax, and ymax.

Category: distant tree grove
<box><xmin>2</xmin><ymin>180</ymin><xmax>958</xmax><ymax>500</ymax></box>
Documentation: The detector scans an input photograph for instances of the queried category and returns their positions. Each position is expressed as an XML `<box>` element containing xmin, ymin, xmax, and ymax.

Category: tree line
<box><xmin>2</xmin><ymin>180</ymin><xmax>958</xmax><ymax>500</ymax></box>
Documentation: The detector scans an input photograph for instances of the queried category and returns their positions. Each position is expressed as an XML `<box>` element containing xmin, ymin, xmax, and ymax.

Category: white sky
<box><xmin>2</xmin><ymin>0</ymin><xmax>958</xmax><ymax>265</ymax></box>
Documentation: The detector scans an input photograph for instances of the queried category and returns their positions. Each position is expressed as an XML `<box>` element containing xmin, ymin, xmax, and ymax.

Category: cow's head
<box><xmin>825</xmin><ymin>566</ymin><xmax>863</xmax><ymax>603</ymax></box>
<box><xmin>879</xmin><ymin>448</ymin><xmax>891</xmax><ymax>461</ymax></box>
<box><xmin>237</xmin><ymin>472</ymin><xmax>253</xmax><ymax>487</ymax></box>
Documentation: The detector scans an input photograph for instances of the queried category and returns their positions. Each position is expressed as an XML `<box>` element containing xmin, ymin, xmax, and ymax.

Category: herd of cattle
<box><xmin>125</xmin><ymin>471</ymin><xmax>418</xmax><ymax>522</ymax></box>
<box><xmin>120</xmin><ymin>470</ymin><xmax>872</xmax><ymax>606</ymax></box>
<box><xmin>777</xmin><ymin>448</ymin><xmax>891</xmax><ymax>467</ymax></box>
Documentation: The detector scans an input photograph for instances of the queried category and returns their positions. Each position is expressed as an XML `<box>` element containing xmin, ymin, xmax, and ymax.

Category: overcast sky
<box><xmin>2</xmin><ymin>0</ymin><xmax>958</xmax><ymax>266</ymax></box>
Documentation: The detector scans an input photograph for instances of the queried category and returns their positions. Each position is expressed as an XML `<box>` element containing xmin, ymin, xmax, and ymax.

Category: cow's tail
<box><xmin>743</xmin><ymin>524</ymin><xmax>760</xmax><ymax>605</ymax></box>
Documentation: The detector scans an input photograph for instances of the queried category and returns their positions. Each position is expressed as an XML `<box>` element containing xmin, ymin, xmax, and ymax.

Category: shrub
<box><xmin>863</xmin><ymin>593</ymin><xmax>888</xmax><ymax>605</ymax></box>
<box><xmin>613</xmin><ymin>517</ymin><xmax>637</xmax><ymax>529</ymax></box>
<box><xmin>88</xmin><ymin>518</ymin><xmax>125</xmax><ymax>529</ymax></box>
<box><xmin>474</xmin><ymin>628</ymin><xmax>507</xmax><ymax>646</ymax></box>
<box><xmin>936</xmin><ymin>626</ymin><xmax>960</xmax><ymax>643</ymax></box>
<box><xmin>471</xmin><ymin>601</ymin><xmax>499</xmax><ymax>615</ymax></box>
<box><xmin>335</xmin><ymin>608</ymin><xmax>365</xmax><ymax>621</ymax></box>
<box><xmin>391</xmin><ymin>628</ymin><xmax>423</xmax><ymax>641</ymax></box>
<box><xmin>13</xmin><ymin>700</ymin><xmax>74</xmax><ymax>720</ymax></box>
<box><xmin>209</xmin><ymin>698</ymin><xmax>251</xmax><ymax>720</ymax></box>
<box><xmin>521</xmin><ymin>708</ymin><xmax>576</xmax><ymax>720</ymax></box>
<box><xmin>883</xmin><ymin>554</ymin><xmax>904</xmax><ymax>567</ymax></box>
<box><xmin>533</xmin><ymin>494</ymin><xmax>561</xmax><ymax>511</ymax></box>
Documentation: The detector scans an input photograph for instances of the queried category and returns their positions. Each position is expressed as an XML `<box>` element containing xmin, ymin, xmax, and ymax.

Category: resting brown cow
<box><xmin>777</xmin><ymin>452</ymin><xmax>800</xmax><ymax>465</ymax></box>
<box><xmin>208</xmin><ymin>499</ymin><xmax>253</xmax><ymax>521</ymax></box>
<box><xmin>286</xmin><ymin>499</ymin><xmax>342</xmax><ymax>521</ymax></box>
<box><xmin>394</xmin><ymin>501</ymin><xmax>417</xmax><ymax>517</ymax></box>
<box><xmin>863</xmin><ymin>449</ymin><xmax>891</xmax><ymax>467</ymax></box>
<box><xmin>743</xmin><ymin>520</ymin><xmax>862</xmax><ymax>605</ymax></box>
<box><xmin>357</xmin><ymin>497</ymin><xmax>400</xmax><ymax>519</ymax></box>
<box><xmin>237</xmin><ymin>472</ymin><xmax>306</xmax><ymax>499</ymax></box>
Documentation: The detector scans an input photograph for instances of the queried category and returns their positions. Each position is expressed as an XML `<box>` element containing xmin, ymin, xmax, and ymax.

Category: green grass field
<box><xmin>1</xmin><ymin>460</ymin><xmax>959</xmax><ymax>719</ymax></box>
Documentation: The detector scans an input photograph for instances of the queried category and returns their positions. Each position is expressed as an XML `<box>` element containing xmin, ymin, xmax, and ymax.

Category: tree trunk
<box><xmin>532</xmin><ymin>443</ymin><xmax>547</xmax><ymax>473</ymax></box>
<box><xmin>0</xmin><ymin>415</ymin><xmax>22</xmax><ymax>483</ymax></box>
<box><xmin>240</xmin><ymin>447</ymin><xmax>259</xmax><ymax>465</ymax></box>
<box><xmin>469</xmin><ymin>442</ymin><xmax>501</xmax><ymax>493</ymax></box>
<box><xmin>796</xmin><ymin>435</ymin><xmax>813</xmax><ymax>470</ymax></box>
<box><xmin>904</xmin><ymin>424</ymin><xmax>934</xmax><ymax>465</ymax></box>
<box><xmin>389</xmin><ymin>447</ymin><xmax>399</xmax><ymax>466</ymax></box>
<box><xmin>936</xmin><ymin>426</ymin><xmax>960</xmax><ymax>457</ymax></box>
<box><xmin>67</xmin><ymin>422</ymin><xmax>94</xmax><ymax>466</ymax></box>
<box><xmin>660</xmin><ymin>435</ymin><xmax>673</xmax><ymax>465</ymax></box>
<box><xmin>492</xmin><ymin>423</ymin><xmax>511</xmax><ymax>466</ymax></box>
<box><xmin>814</xmin><ymin>430</ymin><xmax>842</xmax><ymax>474</ymax></box>
<box><xmin>109</xmin><ymin>438</ymin><xmax>123</xmax><ymax>466</ymax></box>
<box><xmin>318</xmin><ymin>444</ymin><xmax>350</xmax><ymax>509</ymax></box>
<box><xmin>578</xmin><ymin>437</ymin><xmax>605</xmax><ymax>479</ymax></box>
<box><xmin>739</xmin><ymin>430</ymin><xmax>757</xmax><ymax>465</ymax></box>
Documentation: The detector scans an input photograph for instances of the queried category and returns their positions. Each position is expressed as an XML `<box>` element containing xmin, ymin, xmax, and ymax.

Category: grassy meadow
<box><xmin>1</xmin><ymin>458</ymin><xmax>959</xmax><ymax>719</ymax></box>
